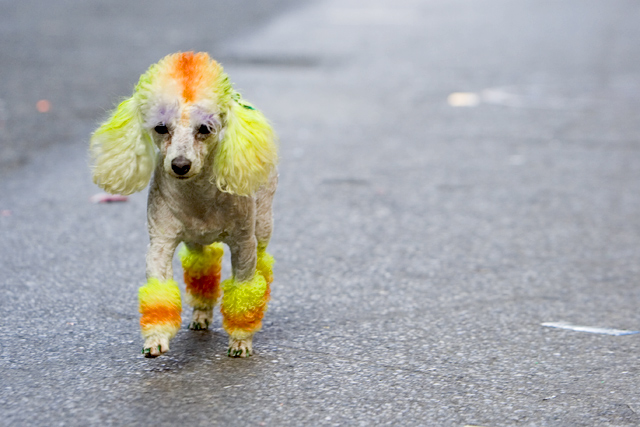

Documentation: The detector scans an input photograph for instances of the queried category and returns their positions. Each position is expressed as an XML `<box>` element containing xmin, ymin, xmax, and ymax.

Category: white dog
<box><xmin>90</xmin><ymin>52</ymin><xmax>278</xmax><ymax>358</ymax></box>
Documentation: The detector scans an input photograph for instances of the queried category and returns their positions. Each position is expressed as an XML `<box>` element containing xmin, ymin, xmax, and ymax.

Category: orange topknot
<box><xmin>169</xmin><ymin>52</ymin><xmax>217</xmax><ymax>102</ymax></box>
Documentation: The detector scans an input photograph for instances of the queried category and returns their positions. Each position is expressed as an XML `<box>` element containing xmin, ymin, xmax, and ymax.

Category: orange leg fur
<box><xmin>180</xmin><ymin>243</ymin><xmax>224</xmax><ymax>330</ymax></box>
<box><xmin>221</xmin><ymin>249</ymin><xmax>274</xmax><ymax>357</ymax></box>
<box><xmin>139</xmin><ymin>278</ymin><xmax>182</xmax><ymax>357</ymax></box>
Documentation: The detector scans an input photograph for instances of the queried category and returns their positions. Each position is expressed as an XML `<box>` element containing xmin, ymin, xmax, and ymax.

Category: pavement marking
<box><xmin>542</xmin><ymin>322</ymin><xmax>639</xmax><ymax>336</ymax></box>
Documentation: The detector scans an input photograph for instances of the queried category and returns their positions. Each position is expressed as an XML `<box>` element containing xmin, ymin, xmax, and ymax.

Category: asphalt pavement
<box><xmin>2</xmin><ymin>0</ymin><xmax>640</xmax><ymax>425</ymax></box>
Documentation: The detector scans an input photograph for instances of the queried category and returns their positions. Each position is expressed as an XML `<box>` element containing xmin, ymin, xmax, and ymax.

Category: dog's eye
<box><xmin>198</xmin><ymin>124</ymin><xmax>211</xmax><ymax>135</ymax></box>
<box><xmin>154</xmin><ymin>124</ymin><xmax>169</xmax><ymax>134</ymax></box>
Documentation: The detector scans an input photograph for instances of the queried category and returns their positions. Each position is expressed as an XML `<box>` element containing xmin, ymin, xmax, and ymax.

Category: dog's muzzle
<box><xmin>171</xmin><ymin>156</ymin><xmax>192</xmax><ymax>176</ymax></box>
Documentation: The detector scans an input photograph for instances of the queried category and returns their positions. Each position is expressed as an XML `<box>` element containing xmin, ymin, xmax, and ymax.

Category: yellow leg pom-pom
<box><xmin>256</xmin><ymin>249</ymin><xmax>275</xmax><ymax>285</ymax></box>
<box><xmin>139</xmin><ymin>278</ymin><xmax>182</xmax><ymax>340</ymax></box>
<box><xmin>180</xmin><ymin>243</ymin><xmax>224</xmax><ymax>309</ymax></box>
<box><xmin>220</xmin><ymin>273</ymin><xmax>270</xmax><ymax>340</ymax></box>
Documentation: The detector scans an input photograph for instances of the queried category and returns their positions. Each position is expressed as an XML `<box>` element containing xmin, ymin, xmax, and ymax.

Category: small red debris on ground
<box><xmin>36</xmin><ymin>99</ymin><xmax>51</xmax><ymax>113</ymax></box>
<box><xmin>90</xmin><ymin>193</ymin><xmax>129</xmax><ymax>204</ymax></box>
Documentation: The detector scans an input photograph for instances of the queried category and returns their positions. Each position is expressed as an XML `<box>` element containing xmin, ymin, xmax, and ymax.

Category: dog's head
<box><xmin>90</xmin><ymin>52</ymin><xmax>277</xmax><ymax>196</ymax></box>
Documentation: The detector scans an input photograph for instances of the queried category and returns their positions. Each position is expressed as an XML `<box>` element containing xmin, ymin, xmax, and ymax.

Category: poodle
<box><xmin>90</xmin><ymin>52</ymin><xmax>278</xmax><ymax>358</ymax></box>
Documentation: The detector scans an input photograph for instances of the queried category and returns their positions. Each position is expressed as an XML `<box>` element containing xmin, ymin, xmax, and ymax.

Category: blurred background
<box><xmin>1</xmin><ymin>0</ymin><xmax>640</xmax><ymax>425</ymax></box>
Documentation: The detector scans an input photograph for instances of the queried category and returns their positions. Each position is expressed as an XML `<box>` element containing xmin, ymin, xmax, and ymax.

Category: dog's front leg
<box><xmin>139</xmin><ymin>237</ymin><xmax>181</xmax><ymax>357</ymax></box>
<box><xmin>220</xmin><ymin>235</ymin><xmax>270</xmax><ymax>357</ymax></box>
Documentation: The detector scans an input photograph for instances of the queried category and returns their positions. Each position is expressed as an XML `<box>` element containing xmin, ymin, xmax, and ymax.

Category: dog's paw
<box><xmin>142</xmin><ymin>335</ymin><xmax>170</xmax><ymax>358</ymax></box>
<box><xmin>228</xmin><ymin>337</ymin><xmax>253</xmax><ymax>358</ymax></box>
<box><xmin>189</xmin><ymin>308</ymin><xmax>213</xmax><ymax>330</ymax></box>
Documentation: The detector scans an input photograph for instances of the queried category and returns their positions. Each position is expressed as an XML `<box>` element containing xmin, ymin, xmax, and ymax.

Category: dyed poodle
<box><xmin>90</xmin><ymin>52</ymin><xmax>278</xmax><ymax>358</ymax></box>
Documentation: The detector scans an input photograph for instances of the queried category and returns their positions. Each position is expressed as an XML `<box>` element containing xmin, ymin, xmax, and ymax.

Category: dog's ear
<box><xmin>213</xmin><ymin>97</ymin><xmax>278</xmax><ymax>196</ymax></box>
<box><xmin>90</xmin><ymin>96</ymin><xmax>156</xmax><ymax>195</ymax></box>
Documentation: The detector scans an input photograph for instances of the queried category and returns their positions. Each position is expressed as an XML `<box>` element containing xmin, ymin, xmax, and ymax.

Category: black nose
<box><xmin>171</xmin><ymin>156</ymin><xmax>191</xmax><ymax>175</ymax></box>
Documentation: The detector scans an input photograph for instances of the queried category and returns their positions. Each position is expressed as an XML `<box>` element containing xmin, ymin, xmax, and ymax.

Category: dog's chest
<box><xmin>149</xmin><ymin>177</ymin><xmax>253</xmax><ymax>245</ymax></box>
<box><xmin>173</xmin><ymin>201</ymin><xmax>236</xmax><ymax>241</ymax></box>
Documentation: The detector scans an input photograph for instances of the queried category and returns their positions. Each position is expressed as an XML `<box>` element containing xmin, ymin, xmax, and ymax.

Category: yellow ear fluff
<box><xmin>90</xmin><ymin>97</ymin><xmax>156</xmax><ymax>195</ymax></box>
<box><xmin>214</xmin><ymin>100</ymin><xmax>278</xmax><ymax>196</ymax></box>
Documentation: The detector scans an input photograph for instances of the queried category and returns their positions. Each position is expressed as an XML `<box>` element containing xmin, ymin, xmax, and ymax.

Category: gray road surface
<box><xmin>2</xmin><ymin>0</ymin><xmax>640</xmax><ymax>425</ymax></box>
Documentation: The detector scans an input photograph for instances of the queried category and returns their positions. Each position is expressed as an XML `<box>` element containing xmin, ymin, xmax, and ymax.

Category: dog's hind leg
<box><xmin>140</xmin><ymin>238</ymin><xmax>181</xmax><ymax>357</ymax></box>
<box><xmin>180</xmin><ymin>242</ymin><xmax>224</xmax><ymax>330</ymax></box>
<box><xmin>255</xmin><ymin>174</ymin><xmax>276</xmax><ymax>285</ymax></box>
